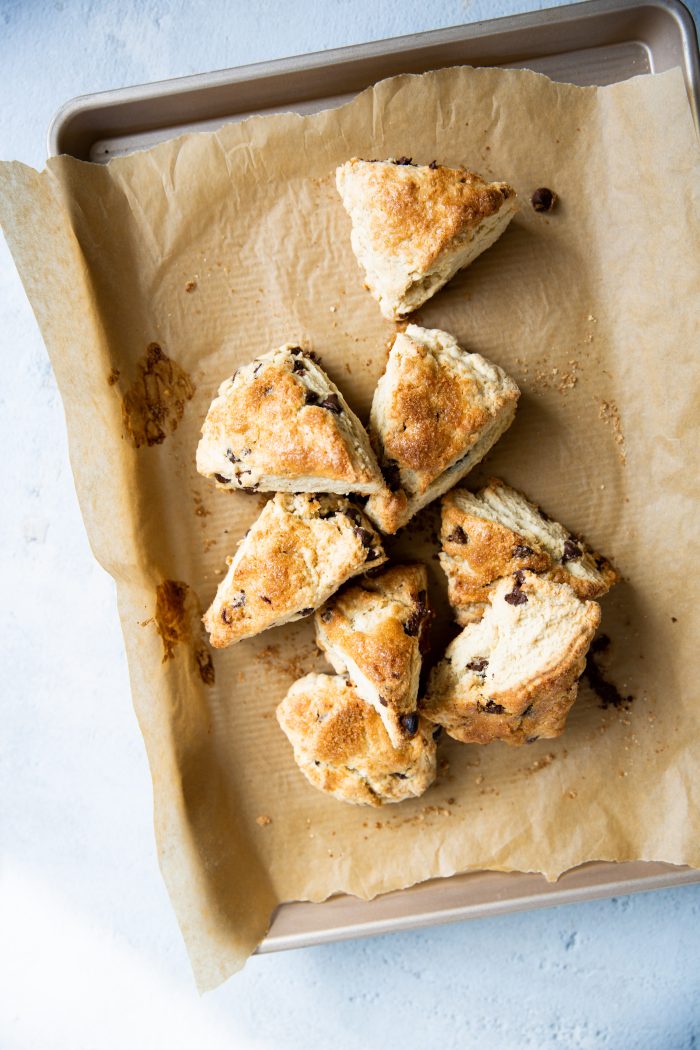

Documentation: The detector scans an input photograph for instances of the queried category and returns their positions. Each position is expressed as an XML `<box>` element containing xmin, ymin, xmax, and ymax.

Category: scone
<box><xmin>276</xmin><ymin>674</ymin><xmax>437</xmax><ymax>806</ymax></box>
<box><xmin>440</xmin><ymin>479</ymin><xmax>618</xmax><ymax>624</ymax></box>
<box><xmin>422</xmin><ymin>571</ymin><xmax>600</xmax><ymax>746</ymax></box>
<box><xmin>364</xmin><ymin>325</ymin><xmax>520</xmax><ymax>533</ymax></box>
<box><xmin>314</xmin><ymin>564</ymin><xmax>431</xmax><ymax>747</ymax></box>
<box><xmin>197</xmin><ymin>344</ymin><xmax>384</xmax><ymax>496</ymax></box>
<box><xmin>203</xmin><ymin>493</ymin><xmax>386</xmax><ymax>648</ymax></box>
<box><xmin>335</xmin><ymin>158</ymin><xmax>517</xmax><ymax>320</ymax></box>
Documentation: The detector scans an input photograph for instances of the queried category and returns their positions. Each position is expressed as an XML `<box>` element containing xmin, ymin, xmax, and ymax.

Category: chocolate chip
<box><xmin>400</xmin><ymin>712</ymin><xmax>419</xmax><ymax>737</ymax></box>
<box><xmin>505</xmin><ymin>573</ymin><xmax>528</xmax><ymax>605</ymax></box>
<box><xmin>260</xmin><ymin>595</ymin><xmax>272</xmax><ymax>604</ymax></box>
<box><xmin>240</xmin><ymin>486</ymin><xmax>258</xmax><ymax>493</ymax></box>
<box><xmin>226</xmin><ymin>449</ymin><xmax>240</xmax><ymax>464</ymax></box>
<box><xmin>483</xmin><ymin>699</ymin><xmax>505</xmax><ymax>714</ymax></box>
<box><xmin>394</xmin><ymin>156</ymin><xmax>413</xmax><ymax>165</ymax></box>
<box><xmin>392</xmin><ymin>772</ymin><xmax>408</xmax><ymax>780</ymax></box>
<box><xmin>221</xmin><ymin>607</ymin><xmax>232</xmax><ymax>624</ymax></box>
<box><xmin>262</xmin><ymin>385</ymin><xmax>273</xmax><ymax>395</ymax></box>
<box><xmin>365</xmin><ymin>548</ymin><xmax>381</xmax><ymax>562</ymax></box>
<box><xmin>526</xmin><ymin>736</ymin><xmax>540</xmax><ymax>744</ymax></box>
<box><xmin>595</xmin><ymin>555</ymin><xmax>608</xmax><ymax>571</ymax></box>
<box><xmin>230</xmin><ymin>591</ymin><xmax>246</xmax><ymax>609</ymax></box>
<box><xmin>289</xmin><ymin>347</ymin><xmax>304</xmax><ymax>356</ymax></box>
<box><xmin>428</xmin><ymin>160</ymin><xmax>439</xmax><ymax>170</ymax></box>
<box><xmin>432</xmin><ymin>725</ymin><xmax>443</xmax><ymax>740</ymax></box>
<box><xmin>320</xmin><ymin>608</ymin><xmax>333</xmax><ymax>623</ymax></box>
<box><xmin>383</xmin><ymin>461</ymin><xmax>402</xmax><ymax>492</ymax></box>
<box><xmin>319</xmin><ymin>394</ymin><xmax>342</xmax><ymax>414</ymax></box>
<box><xmin>447</xmin><ymin>525</ymin><xmax>468</xmax><ymax>544</ymax></box>
<box><xmin>521</xmin><ymin>703</ymin><xmax>534</xmax><ymax>718</ymax></box>
<box><xmin>403</xmin><ymin>592</ymin><xmax>427</xmax><ymax>637</ymax></box>
<box><xmin>513</xmin><ymin>544</ymin><xmax>534</xmax><ymax>558</ymax></box>
<box><xmin>305</xmin><ymin>390</ymin><xmax>320</xmax><ymax>406</ymax></box>
<box><xmin>345</xmin><ymin>507</ymin><xmax>363</xmax><ymax>525</ymax></box>
<box><xmin>299</xmin><ymin>607</ymin><xmax>313</xmax><ymax>616</ymax></box>
<box><xmin>292</xmin><ymin>359</ymin><xmax>306</xmax><ymax>374</ymax></box>
<box><xmin>531</xmin><ymin>187</ymin><xmax>557</xmax><ymax>212</ymax></box>
<box><xmin>562</xmin><ymin>539</ymin><xmax>582</xmax><ymax>563</ymax></box>
<box><xmin>466</xmin><ymin>658</ymin><xmax>488</xmax><ymax>672</ymax></box>
<box><xmin>214</xmin><ymin>473</ymin><xmax>229</xmax><ymax>484</ymax></box>
<box><xmin>353</xmin><ymin>526</ymin><xmax>374</xmax><ymax>548</ymax></box>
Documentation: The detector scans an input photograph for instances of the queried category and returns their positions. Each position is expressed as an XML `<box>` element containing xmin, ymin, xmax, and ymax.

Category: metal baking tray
<box><xmin>48</xmin><ymin>0</ymin><xmax>700</xmax><ymax>951</ymax></box>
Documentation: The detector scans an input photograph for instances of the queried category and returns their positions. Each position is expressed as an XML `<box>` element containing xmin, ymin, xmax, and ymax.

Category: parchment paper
<box><xmin>1</xmin><ymin>64</ymin><xmax>699</xmax><ymax>992</ymax></box>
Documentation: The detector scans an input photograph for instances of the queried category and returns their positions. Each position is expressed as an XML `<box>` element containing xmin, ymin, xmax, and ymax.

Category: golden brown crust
<box><xmin>379</xmin><ymin>340</ymin><xmax>490</xmax><ymax>486</ymax></box>
<box><xmin>314</xmin><ymin>564</ymin><xmax>430</xmax><ymax>746</ymax></box>
<box><xmin>203</xmin><ymin>494</ymin><xmax>386</xmax><ymax>648</ymax></box>
<box><xmin>440</xmin><ymin>501</ymin><xmax>552</xmax><ymax>610</ymax></box>
<box><xmin>422</xmin><ymin>572</ymin><xmax>601</xmax><ymax>746</ymax></box>
<box><xmin>439</xmin><ymin>481</ymin><xmax>619</xmax><ymax>621</ymax></box>
<box><xmin>197</xmin><ymin>346</ymin><xmax>384</xmax><ymax>495</ymax></box>
<box><xmin>277</xmin><ymin>674</ymin><xmax>437</xmax><ymax>806</ymax></box>
<box><xmin>339</xmin><ymin>159</ymin><xmax>514</xmax><ymax>273</ymax></box>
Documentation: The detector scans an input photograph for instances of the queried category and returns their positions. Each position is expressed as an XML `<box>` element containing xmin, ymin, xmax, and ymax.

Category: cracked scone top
<box><xmin>203</xmin><ymin>493</ymin><xmax>386</xmax><ymax>648</ymax></box>
<box><xmin>335</xmin><ymin>158</ymin><xmax>517</xmax><ymax>319</ymax></box>
<box><xmin>423</xmin><ymin>571</ymin><xmax>600</xmax><ymax>746</ymax></box>
<box><xmin>277</xmin><ymin>674</ymin><xmax>437</xmax><ymax>806</ymax></box>
<box><xmin>440</xmin><ymin>479</ymin><xmax>618</xmax><ymax>624</ymax></box>
<box><xmin>196</xmin><ymin>344</ymin><xmax>384</xmax><ymax>496</ymax></box>
<box><xmin>314</xmin><ymin>564</ymin><xmax>431</xmax><ymax>748</ymax></box>
<box><xmin>364</xmin><ymin>325</ymin><xmax>519</xmax><ymax>534</ymax></box>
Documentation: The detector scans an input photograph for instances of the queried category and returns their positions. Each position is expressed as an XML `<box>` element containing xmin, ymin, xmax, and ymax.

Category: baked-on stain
<box><xmin>584</xmin><ymin>634</ymin><xmax>632</xmax><ymax>710</ymax></box>
<box><xmin>122</xmin><ymin>343</ymin><xmax>195</xmax><ymax>448</ymax></box>
<box><xmin>154</xmin><ymin>579</ymin><xmax>215</xmax><ymax>685</ymax></box>
<box><xmin>107</xmin><ymin>367</ymin><xmax>120</xmax><ymax>386</ymax></box>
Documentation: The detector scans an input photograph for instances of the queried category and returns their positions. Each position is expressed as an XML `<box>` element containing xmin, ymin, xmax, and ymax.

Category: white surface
<box><xmin>1</xmin><ymin>1</ymin><xmax>700</xmax><ymax>1048</ymax></box>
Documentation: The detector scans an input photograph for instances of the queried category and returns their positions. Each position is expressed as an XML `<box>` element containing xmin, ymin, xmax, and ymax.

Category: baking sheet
<box><xmin>1</xmin><ymin>62</ymin><xmax>699</xmax><ymax>992</ymax></box>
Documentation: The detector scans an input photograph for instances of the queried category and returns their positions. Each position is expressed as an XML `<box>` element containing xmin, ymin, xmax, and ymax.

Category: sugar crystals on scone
<box><xmin>276</xmin><ymin>674</ymin><xmax>437</xmax><ymax>806</ymax></box>
<box><xmin>440</xmin><ymin>479</ymin><xmax>618</xmax><ymax>624</ymax></box>
<box><xmin>364</xmin><ymin>325</ymin><xmax>519</xmax><ymax>534</ymax></box>
<box><xmin>314</xmin><ymin>564</ymin><xmax>431</xmax><ymax>748</ymax></box>
<box><xmin>197</xmin><ymin>343</ymin><xmax>384</xmax><ymax>496</ymax></box>
<box><xmin>335</xmin><ymin>157</ymin><xmax>517</xmax><ymax>320</ymax></box>
<box><xmin>422</xmin><ymin>571</ymin><xmax>600</xmax><ymax>746</ymax></box>
<box><xmin>203</xmin><ymin>493</ymin><xmax>386</xmax><ymax>648</ymax></box>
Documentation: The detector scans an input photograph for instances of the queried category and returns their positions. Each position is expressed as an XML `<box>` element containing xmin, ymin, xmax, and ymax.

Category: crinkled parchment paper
<box><xmin>1</xmin><ymin>64</ymin><xmax>699</xmax><ymax>991</ymax></box>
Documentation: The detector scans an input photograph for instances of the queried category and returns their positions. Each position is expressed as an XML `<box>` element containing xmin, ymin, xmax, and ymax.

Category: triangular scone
<box><xmin>203</xmin><ymin>494</ymin><xmax>386</xmax><ymax>648</ymax></box>
<box><xmin>422</xmin><ymin>572</ymin><xmax>600</xmax><ymax>746</ymax></box>
<box><xmin>314</xmin><ymin>564</ymin><xmax>430</xmax><ymax>747</ymax></box>
<box><xmin>364</xmin><ymin>326</ymin><xmax>519</xmax><ymax>533</ymax></box>
<box><xmin>197</xmin><ymin>344</ymin><xmax>384</xmax><ymax>496</ymax></box>
<box><xmin>440</xmin><ymin>479</ymin><xmax>618</xmax><ymax>624</ymax></box>
<box><xmin>336</xmin><ymin>158</ymin><xmax>517</xmax><ymax>320</ymax></box>
<box><xmin>277</xmin><ymin>674</ymin><xmax>437</xmax><ymax>806</ymax></box>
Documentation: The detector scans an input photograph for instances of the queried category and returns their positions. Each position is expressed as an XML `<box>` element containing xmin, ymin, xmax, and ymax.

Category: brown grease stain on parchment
<box><xmin>122</xmin><ymin>343</ymin><xmax>195</xmax><ymax>448</ymax></box>
<box><xmin>154</xmin><ymin>579</ymin><xmax>215</xmax><ymax>685</ymax></box>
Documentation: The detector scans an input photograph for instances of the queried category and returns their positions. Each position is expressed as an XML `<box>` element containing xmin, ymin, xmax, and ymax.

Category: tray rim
<box><xmin>43</xmin><ymin>0</ymin><xmax>700</xmax><ymax>953</ymax></box>
<box><xmin>47</xmin><ymin>0</ymin><xmax>700</xmax><ymax>159</ymax></box>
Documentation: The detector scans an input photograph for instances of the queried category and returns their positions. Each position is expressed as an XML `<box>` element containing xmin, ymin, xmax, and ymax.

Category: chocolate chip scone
<box><xmin>277</xmin><ymin>674</ymin><xmax>437</xmax><ymax>806</ymax></box>
<box><xmin>440</xmin><ymin>479</ymin><xmax>618</xmax><ymax>624</ymax></box>
<box><xmin>423</xmin><ymin>571</ymin><xmax>600</xmax><ymax>746</ymax></box>
<box><xmin>364</xmin><ymin>325</ymin><xmax>519</xmax><ymax>534</ymax></box>
<box><xmin>204</xmin><ymin>494</ymin><xmax>386</xmax><ymax>648</ymax></box>
<box><xmin>336</xmin><ymin>158</ymin><xmax>517</xmax><ymax>320</ymax></box>
<box><xmin>197</xmin><ymin>344</ymin><xmax>384</xmax><ymax>496</ymax></box>
<box><xmin>314</xmin><ymin>564</ymin><xmax>431</xmax><ymax>748</ymax></box>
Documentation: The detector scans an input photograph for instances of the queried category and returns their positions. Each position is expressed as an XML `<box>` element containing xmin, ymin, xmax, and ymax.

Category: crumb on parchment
<box><xmin>256</xmin><ymin>815</ymin><xmax>272</xmax><ymax>827</ymax></box>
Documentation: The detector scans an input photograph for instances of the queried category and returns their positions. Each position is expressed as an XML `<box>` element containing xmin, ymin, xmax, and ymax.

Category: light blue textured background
<box><xmin>1</xmin><ymin>2</ymin><xmax>699</xmax><ymax>1048</ymax></box>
